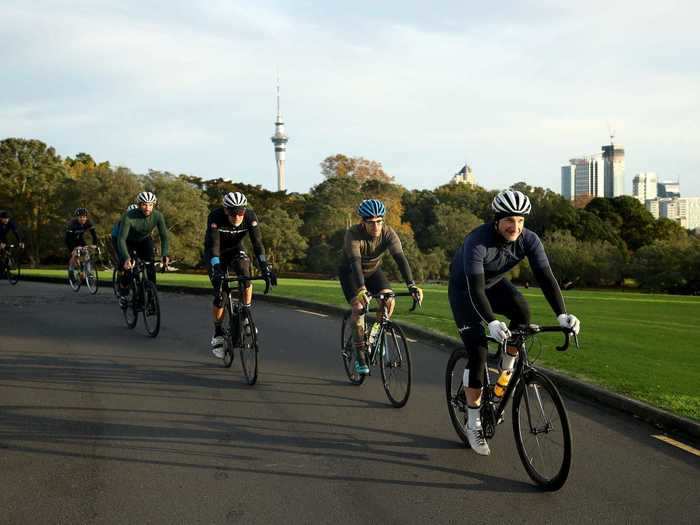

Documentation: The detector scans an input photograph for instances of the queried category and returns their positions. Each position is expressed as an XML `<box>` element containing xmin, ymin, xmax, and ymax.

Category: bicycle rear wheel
<box><xmin>142</xmin><ymin>280</ymin><xmax>161</xmax><ymax>337</ymax></box>
<box><xmin>68</xmin><ymin>265</ymin><xmax>81</xmax><ymax>292</ymax></box>
<box><xmin>122</xmin><ymin>281</ymin><xmax>138</xmax><ymax>329</ymax></box>
<box><xmin>340</xmin><ymin>311</ymin><xmax>365</xmax><ymax>385</ymax></box>
<box><xmin>512</xmin><ymin>369</ymin><xmax>572</xmax><ymax>491</ymax></box>
<box><xmin>239</xmin><ymin>307</ymin><xmax>258</xmax><ymax>385</ymax></box>
<box><xmin>6</xmin><ymin>254</ymin><xmax>20</xmax><ymax>285</ymax></box>
<box><xmin>379</xmin><ymin>323</ymin><xmax>412</xmax><ymax>408</ymax></box>
<box><xmin>85</xmin><ymin>260</ymin><xmax>99</xmax><ymax>295</ymax></box>
<box><xmin>445</xmin><ymin>348</ymin><xmax>471</xmax><ymax>447</ymax></box>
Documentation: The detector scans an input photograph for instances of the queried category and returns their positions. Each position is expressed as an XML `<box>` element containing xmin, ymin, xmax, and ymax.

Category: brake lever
<box><xmin>556</xmin><ymin>331</ymin><xmax>571</xmax><ymax>352</ymax></box>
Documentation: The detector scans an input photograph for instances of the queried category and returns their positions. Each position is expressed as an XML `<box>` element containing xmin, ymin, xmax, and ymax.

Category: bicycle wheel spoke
<box><xmin>380</xmin><ymin>324</ymin><xmax>411</xmax><ymax>407</ymax></box>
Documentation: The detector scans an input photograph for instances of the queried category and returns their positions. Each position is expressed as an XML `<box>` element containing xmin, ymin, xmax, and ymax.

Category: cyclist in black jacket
<box><xmin>66</xmin><ymin>208</ymin><xmax>98</xmax><ymax>279</ymax></box>
<box><xmin>449</xmin><ymin>190</ymin><xmax>580</xmax><ymax>456</ymax></box>
<box><xmin>204</xmin><ymin>192</ymin><xmax>275</xmax><ymax>358</ymax></box>
<box><xmin>0</xmin><ymin>210</ymin><xmax>24</xmax><ymax>275</ymax></box>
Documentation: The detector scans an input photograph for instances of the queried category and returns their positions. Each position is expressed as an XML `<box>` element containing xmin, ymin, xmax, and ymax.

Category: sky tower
<box><xmin>270</xmin><ymin>81</ymin><xmax>288</xmax><ymax>191</ymax></box>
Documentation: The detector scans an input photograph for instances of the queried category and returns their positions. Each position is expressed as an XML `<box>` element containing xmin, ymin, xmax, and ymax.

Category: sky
<box><xmin>1</xmin><ymin>1</ymin><xmax>699</xmax><ymax>196</ymax></box>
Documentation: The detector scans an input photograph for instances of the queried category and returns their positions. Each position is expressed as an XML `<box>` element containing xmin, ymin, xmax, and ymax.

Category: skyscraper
<box><xmin>633</xmin><ymin>172</ymin><xmax>658</xmax><ymax>202</ymax></box>
<box><xmin>270</xmin><ymin>82</ymin><xmax>288</xmax><ymax>192</ymax></box>
<box><xmin>601</xmin><ymin>143</ymin><xmax>625</xmax><ymax>197</ymax></box>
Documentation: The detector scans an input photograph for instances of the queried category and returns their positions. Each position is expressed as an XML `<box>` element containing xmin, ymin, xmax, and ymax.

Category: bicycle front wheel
<box><xmin>122</xmin><ymin>281</ymin><xmax>138</xmax><ymax>329</ymax></box>
<box><xmin>222</xmin><ymin>299</ymin><xmax>236</xmax><ymax>369</ymax></box>
<box><xmin>340</xmin><ymin>311</ymin><xmax>365</xmax><ymax>385</ymax></box>
<box><xmin>239</xmin><ymin>307</ymin><xmax>258</xmax><ymax>385</ymax></box>
<box><xmin>379</xmin><ymin>323</ymin><xmax>412</xmax><ymax>408</ymax></box>
<box><xmin>85</xmin><ymin>260</ymin><xmax>99</xmax><ymax>295</ymax></box>
<box><xmin>512</xmin><ymin>369</ymin><xmax>572</xmax><ymax>491</ymax></box>
<box><xmin>68</xmin><ymin>265</ymin><xmax>81</xmax><ymax>292</ymax></box>
<box><xmin>142</xmin><ymin>280</ymin><xmax>161</xmax><ymax>337</ymax></box>
<box><xmin>445</xmin><ymin>348</ymin><xmax>471</xmax><ymax>447</ymax></box>
<box><xmin>6</xmin><ymin>254</ymin><xmax>20</xmax><ymax>285</ymax></box>
<box><xmin>112</xmin><ymin>268</ymin><xmax>119</xmax><ymax>296</ymax></box>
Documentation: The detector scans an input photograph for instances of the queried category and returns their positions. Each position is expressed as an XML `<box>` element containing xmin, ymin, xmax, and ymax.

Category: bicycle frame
<box><xmin>363</xmin><ymin>291</ymin><xmax>418</xmax><ymax>365</ymax></box>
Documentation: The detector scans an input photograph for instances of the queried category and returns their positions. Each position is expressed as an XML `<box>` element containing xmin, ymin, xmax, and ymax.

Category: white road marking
<box><xmin>652</xmin><ymin>435</ymin><xmax>700</xmax><ymax>457</ymax></box>
<box><xmin>406</xmin><ymin>337</ymin><xmax>417</xmax><ymax>343</ymax></box>
<box><xmin>295</xmin><ymin>309</ymin><xmax>328</xmax><ymax>318</ymax></box>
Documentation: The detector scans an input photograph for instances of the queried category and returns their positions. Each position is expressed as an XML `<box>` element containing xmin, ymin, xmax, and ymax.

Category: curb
<box><xmin>19</xmin><ymin>274</ymin><xmax>700</xmax><ymax>442</ymax></box>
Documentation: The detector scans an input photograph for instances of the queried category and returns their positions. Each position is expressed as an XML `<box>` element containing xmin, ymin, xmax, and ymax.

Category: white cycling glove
<box><xmin>557</xmin><ymin>313</ymin><xmax>580</xmax><ymax>335</ymax></box>
<box><xmin>488</xmin><ymin>320</ymin><xmax>511</xmax><ymax>344</ymax></box>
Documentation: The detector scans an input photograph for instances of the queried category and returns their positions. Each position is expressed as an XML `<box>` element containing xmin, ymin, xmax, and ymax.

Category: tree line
<box><xmin>1</xmin><ymin>138</ymin><xmax>699</xmax><ymax>294</ymax></box>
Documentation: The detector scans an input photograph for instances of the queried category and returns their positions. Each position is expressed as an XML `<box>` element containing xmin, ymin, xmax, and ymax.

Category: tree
<box><xmin>0</xmin><ymin>138</ymin><xmax>69</xmax><ymax>263</ymax></box>
<box><xmin>426</xmin><ymin>203</ymin><xmax>481</xmax><ymax>259</ymax></box>
<box><xmin>302</xmin><ymin>176</ymin><xmax>362</xmax><ymax>242</ymax></box>
<box><xmin>258</xmin><ymin>208</ymin><xmax>308</xmax><ymax>271</ymax></box>
<box><xmin>320</xmin><ymin>154</ymin><xmax>394</xmax><ymax>183</ymax></box>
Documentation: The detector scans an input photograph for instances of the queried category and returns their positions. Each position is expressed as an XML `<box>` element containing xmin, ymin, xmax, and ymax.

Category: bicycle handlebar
<box><xmin>491</xmin><ymin>324</ymin><xmax>580</xmax><ymax>352</ymax></box>
<box><xmin>222</xmin><ymin>274</ymin><xmax>271</xmax><ymax>295</ymax></box>
<box><xmin>365</xmin><ymin>291</ymin><xmax>420</xmax><ymax>313</ymax></box>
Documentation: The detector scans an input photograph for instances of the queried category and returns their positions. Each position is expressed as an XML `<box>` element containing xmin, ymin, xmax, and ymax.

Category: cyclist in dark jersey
<box><xmin>0</xmin><ymin>210</ymin><xmax>24</xmax><ymax>275</ymax></box>
<box><xmin>0</xmin><ymin>210</ymin><xmax>23</xmax><ymax>247</ymax></box>
<box><xmin>449</xmin><ymin>190</ymin><xmax>580</xmax><ymax>455</ymax></box>
<box><xmin>204</xmin><ymin>191</ymin><xmax>276</xmax><ymax>358</ymax></box>
<box><xmin>65</xmin><ymin>208</ymin><xmax>99</xmax><ymax>280</ymax></box>
<box><xmin>339</xmin><ymin>199</ymin><xmax>423</xmax><ymax>375</ymax></box>
<box><xmin>116</xmin><ymin>192</ymin><xmax>169</xmax><ymax>307</ymax></box>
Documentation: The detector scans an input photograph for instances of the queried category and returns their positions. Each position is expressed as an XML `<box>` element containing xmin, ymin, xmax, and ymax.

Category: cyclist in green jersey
<box><xmin>116</xmin><ymin>192</ymin><xmax>169</xmax><ymax>307</ymax></box>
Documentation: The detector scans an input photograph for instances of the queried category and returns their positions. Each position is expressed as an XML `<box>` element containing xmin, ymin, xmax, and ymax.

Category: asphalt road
<box><xmin>0</xmin><ymin>281</ymin><xmax>698</xmax><ymax>524</ymax></box>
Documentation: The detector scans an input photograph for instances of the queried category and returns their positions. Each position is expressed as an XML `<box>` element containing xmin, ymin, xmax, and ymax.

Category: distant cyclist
<box><xmin>116</xmin><ymin>192</ymin><xmax>169</xmax><ymax>307</ymax></box>
<box><xmin>204</xmin><ymin>191</ymin><xmax>276</xmax><ymax>358</ymax></box>
<box><xmin>448</xmin><ymin>190</ymin><xmax>580</xmax><ymax>456</ymax></box>
<box><xmin>339</xmin><ymin>199</ymin><xmax>423</xmax><ymax>375</ymax></box>
<box><xmin>0</xmin><ymin>210</ymin><xmax>25</xmax><ymax>275</ymax></box>
<box><xmin>65</xmin><ymin>208</ymin><xmax>98</xmax><ymax>279</ymax></box>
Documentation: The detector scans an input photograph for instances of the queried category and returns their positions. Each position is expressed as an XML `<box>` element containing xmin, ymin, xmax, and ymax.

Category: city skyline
<box><xmin>2</xmin><ymin>1</ymin><xmax>699</xmax><ymax>195</ymax></box>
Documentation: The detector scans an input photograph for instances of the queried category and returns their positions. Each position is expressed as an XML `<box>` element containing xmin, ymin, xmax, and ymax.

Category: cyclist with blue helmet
<box><xmin>339</xmin><ymin>199</ymin><xmax>423</xmax><ymax>375</ymax></box>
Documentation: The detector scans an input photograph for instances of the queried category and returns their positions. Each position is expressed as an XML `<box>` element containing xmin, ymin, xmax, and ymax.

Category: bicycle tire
<box><xmin>340</xmin><ymin>311</ymin><xmax>365</xmax><ymax>385</ymax></box>
<box><xmin>112</xmin><ymin>268</ymin><xmax>119</xmax><ymax>296</ymax></box>
<box><xmin>6</xmin><ymin>254</ymin><xmax>20</xmax><ymax>285</ymax></box>
<box><xmin>239</xmin><ymin>307</ymin><xmax>258</xmax><ymax>385</ymax></box>
<box><xmin>379</xmin><ymin>323</ymin><xmax>412</xmax><ymax>408</ymax></box>
<box><xmin>142</xmin><ymin>280</ymin><xmax>161</xmax><ymax>337</ymax></box>
<box><xmin>85</xmin><ymin>260</ymin><xmax>99</xmax><ymax>295</ymax></box>
<box><xmin>68</xmin><ymin>265</ymin><xmax>81</xmax><ymax>292</ymax></box>
<box><xmin>445</xmin><ymin>348</ymin><xmax>472</xmax><ymax>447</ymax></box>
<box><xmin>122</xmin><ymin>280</ymin><xmax>138</xmax><ymax>329</ymax></box>
<box><xmin>512</xmin><ymin>369</ymin><xmax>572</xmax><ymax>491</ymax></box>
<box><xmin>222</xmin><ymin>299</ymin><xmax>236</xmax><ymax>369</ymax></box>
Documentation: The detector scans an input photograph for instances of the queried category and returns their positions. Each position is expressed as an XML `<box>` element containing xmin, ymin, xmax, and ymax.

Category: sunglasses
<box><xmin>364</xmin><ymin>218</ymin><xmax>383</xmax><ymax>225</ymax></box>
<box><xmin>226</xmin><ymin>208</ymin><xmax>246</xmax><ymax>216</ymax></box>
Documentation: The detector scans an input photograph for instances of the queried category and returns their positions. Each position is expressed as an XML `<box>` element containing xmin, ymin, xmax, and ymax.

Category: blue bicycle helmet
<box><xmin>357</xmin><ymin>199</ymin><xmax>386</xmax><ymax>219</ymax></box>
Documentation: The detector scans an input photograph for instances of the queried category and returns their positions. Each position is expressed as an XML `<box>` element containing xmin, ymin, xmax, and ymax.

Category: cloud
<box><xmin>1</xmin><ymin>1</ymin><xmax>699</xmax><ymax>194</ymax></box>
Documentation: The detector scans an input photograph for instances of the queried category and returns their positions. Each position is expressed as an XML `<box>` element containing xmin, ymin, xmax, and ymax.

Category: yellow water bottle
<box><xmin>368</xmin><ymin>322</ymin><xmax>381</xmax><ymax>347</ymax></box>
<box><xmin>493</xmin><ymin>370</ymin><xmax>512</xmax><ymax>398</ymax></box>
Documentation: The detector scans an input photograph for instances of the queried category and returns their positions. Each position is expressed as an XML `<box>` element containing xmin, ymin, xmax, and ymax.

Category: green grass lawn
<box><xmin>22</xmin><ymin>269</ymin><xmax>700</xmax><ymax>420</ymax></box>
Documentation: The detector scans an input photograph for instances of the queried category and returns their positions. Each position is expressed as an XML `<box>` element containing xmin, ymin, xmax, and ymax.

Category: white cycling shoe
<box><xmin>465</xmin><ymin>422</ymin><xmax>491</xmax><ymax>456</ymax></box>
<box><xmin>210</xmin><ymin>335</ymin><xmax>225</xmax><ymax>359</ymax></box>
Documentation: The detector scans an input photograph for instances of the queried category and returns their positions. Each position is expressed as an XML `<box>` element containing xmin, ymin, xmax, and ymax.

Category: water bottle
<box><xmin>368</xmin><ymin>322</ymin><xmax>381</xmax><ymax>347</ymax></box>
<box><xmin>493</xmin><ymin>370</ymin><xmax>512</xmax><ymax>398</ymax></box>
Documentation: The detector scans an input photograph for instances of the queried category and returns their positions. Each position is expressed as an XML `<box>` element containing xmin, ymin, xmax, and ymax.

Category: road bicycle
<box><xmin>218</xmin><ymin>270</ymin><xmax>271</xmax><ymax>385</ymax></box>
<box><xmin>340</xmin><ymin>292</ymin><xmax>418</xmax><ymax>408</ymax></box>
<box><xmin>120</xmin><ymin>252</ymin><xmax>163</xmax><ymax>337</ymax></box>
<box><xmin>445</xmin><ymin>324</ymin><xmax>579</xmax><ymax>491</ymax></box>
<box><xmin>68</xmin><ymin>245</ymin><xmax>101</xmax><ymax>294</ymax></box>
<box><xmin>0</xmin><ymin>244</ymin><xmax>21</xmax><ymax>285</ymax></box>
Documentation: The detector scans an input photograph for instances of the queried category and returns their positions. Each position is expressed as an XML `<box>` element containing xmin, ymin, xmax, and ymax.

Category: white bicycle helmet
<box><xmin>223</xmin><ymin>191</ymin><xmax>247</xmax><ymax>208</ymax></box>
<box><xmin>491</xmin><ymin>190</ymin><xmax>531</xmax><ymax>218</ymax></box>
<box><xmin>136</xmin><ymin>191</ymin><xmax>157</xmax><ymax>204</ymax></box>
